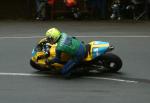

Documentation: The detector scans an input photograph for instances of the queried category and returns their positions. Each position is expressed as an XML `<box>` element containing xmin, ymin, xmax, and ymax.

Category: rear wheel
<box><xmin>97</xmin><ymin>53</ymin><xmax>122</xmax><ymax>72</ymax></box>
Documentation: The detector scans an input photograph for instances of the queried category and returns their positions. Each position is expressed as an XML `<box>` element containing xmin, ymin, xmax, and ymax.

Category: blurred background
<box><xmin>0</xmin><ymin>0</ymin><xmax>150</xmax><ymax>21</ymax></box>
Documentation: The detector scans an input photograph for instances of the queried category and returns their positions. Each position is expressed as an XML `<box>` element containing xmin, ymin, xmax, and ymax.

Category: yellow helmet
<box><xmin>45</xmin><ymin>28</ymin><xmax>61</xmax><ymax>43</ymax></box>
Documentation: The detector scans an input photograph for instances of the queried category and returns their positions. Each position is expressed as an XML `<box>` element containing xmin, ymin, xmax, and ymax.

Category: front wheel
<box><xmin>30</xmin><ymin>59</ymin><xmax>49</xmax><ymax>71</ymax></box>
<box><xmin>97</xmin><ymin>53</ymin><xmax>123</xmax><ymax>73</ymax></box>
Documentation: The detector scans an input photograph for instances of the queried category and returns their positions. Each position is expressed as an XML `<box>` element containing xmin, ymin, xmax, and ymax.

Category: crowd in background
<box><xmin>34</xmin><ymin>0</ymin><xmax>150</xmax><ymax>20</ymax></box>
<box><xmin>110</xmin><ymin>0</ymin><xmax>150</xmax><ymax>20</ymax></box>
<box><xmin>34</xmin><ymin>0</ymin><xmax>108</xmax><ymax>20</ymax></box>
<box><xmin>0</xmin><ymin>0</ymin><xmax>149</xmax><ymax>20</ymax></box>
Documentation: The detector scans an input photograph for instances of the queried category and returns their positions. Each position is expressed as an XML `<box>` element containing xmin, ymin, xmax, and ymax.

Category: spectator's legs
<box><xmin>35</xmin><ymin>0</ymin><xmax>47</xmax><ymax>20</ymax></box>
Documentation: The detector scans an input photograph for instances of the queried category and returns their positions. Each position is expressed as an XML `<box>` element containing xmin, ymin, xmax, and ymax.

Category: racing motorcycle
<box><xmin>30</xmin><ymin>39</ymin><xmax>122</xmax><ymax>75</ymax></box>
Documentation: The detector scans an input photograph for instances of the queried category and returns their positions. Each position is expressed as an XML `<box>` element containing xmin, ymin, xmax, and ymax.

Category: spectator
<box><xmin>99</xmin><ymin>0</ymin><xmax>108</xmax><ymax>19</ymax></box>
<box><xmin>86</xmin><ymin>0</ymin><xmax>107</xmax><ymax>19</ymax></box>
<box><xmin>145</xmin><ymin>0</ymin><xmax>150</xmax><ymax>19</ymax></box>
<box><xmin>131</xmin><ymin>0</ymin><xmax>145</xmax><ymax>20</ymax></box>
<box><xmin>110</xmin><ymin>0</ymin><xmax>121</xmax><ymax>20</ymax></box>
<box><xmin>110</xmin><ymin>0</ymin><xmax>137</xmax><ymax>20</ymax></box>
<box><xmin>35</xmin><ymin>0</ymin><xmax>48</xmax><ymax>20</ymax></box>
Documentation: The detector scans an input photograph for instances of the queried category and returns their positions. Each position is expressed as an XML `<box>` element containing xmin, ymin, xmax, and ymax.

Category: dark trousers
<box><xmin>61</xmin><ymin>44</ymin><xmax>86</xmax><ymax>75</ymax></box>
<box><xmin>86</xmin><ymin>0</ymin><xmax>107</xmax><ymax>19</ymax></box>
<box><xmin>35</xmin><ymin>0</ymin><xmax>47</xmax><ymax>18</ymax></box>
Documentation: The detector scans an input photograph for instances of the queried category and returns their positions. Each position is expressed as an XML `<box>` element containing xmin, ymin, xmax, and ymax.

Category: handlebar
<box><xmin>35</xmin><ymin>42</ymin><xmax>51</xmax><ymax>60</ymax></box>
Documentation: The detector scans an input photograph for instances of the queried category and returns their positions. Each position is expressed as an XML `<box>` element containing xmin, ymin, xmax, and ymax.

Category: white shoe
<box><xmin>117</xmin><ymin>17</ymin><xmax>121</xmax><ymax>20</ymax></box>
<box><xmin>110</xmin><ymin>14</ymin><xmax>115</xmax><ymax>19</ymax></box>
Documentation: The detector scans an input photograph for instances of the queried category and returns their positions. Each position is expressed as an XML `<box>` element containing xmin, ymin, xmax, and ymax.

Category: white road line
<box><xmin>77</xmin><ymin>35</ymin><xmax>150</xmax><ymax>38</ymax></box>
<box><xmin>0</xmin><ymin>36</ymin><xmax>44</xmax><ymax>39</ymax></box>
<box><xmin>0</xmin><ymin>72</ymin><xmax>138</xmax><ymax>83</ymax></box>
<box><xmin>0</xmin><ymin>35</ymin><xmax>150</xmax><ymax>39</ymax></box>
<box><xmin>0</xmin><ymin>72</ymin><xmax>48</xmax><ymax>77</ymax></box>
<box><xmin>84</xmin><ymin>77</ymin><xmax>138</xmax><ymax>83</ymax></box>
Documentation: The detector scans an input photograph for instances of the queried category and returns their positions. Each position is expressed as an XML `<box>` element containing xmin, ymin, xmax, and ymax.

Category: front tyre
<box><xmin>99</xmin><ymin>53</ymin><xmax>123</xmax><ymax>72</ymax></box>
<box><xmin>30</xmin><ymin>59</ymin><xmax>49</xmax><ymax>71</ymax></box>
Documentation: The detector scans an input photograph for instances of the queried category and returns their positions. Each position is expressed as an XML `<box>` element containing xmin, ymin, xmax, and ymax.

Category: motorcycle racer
<box><xmin>44</xmin><ymin>27</ymin><xmax>87</xmax><ymax>78</ymax></box>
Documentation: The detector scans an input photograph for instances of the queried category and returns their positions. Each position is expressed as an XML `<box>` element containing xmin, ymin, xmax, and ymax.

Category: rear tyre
<box><xmin>98</xmin><ymin>53</ymin><xmax>122</xmax><ymax>72</ymax></box>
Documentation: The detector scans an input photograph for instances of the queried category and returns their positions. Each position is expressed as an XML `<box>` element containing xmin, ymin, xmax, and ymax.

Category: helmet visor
<box><xmin>46</xmin><ymin>37</ymin><xmax>55</xmax><ymax>44</ymax></box>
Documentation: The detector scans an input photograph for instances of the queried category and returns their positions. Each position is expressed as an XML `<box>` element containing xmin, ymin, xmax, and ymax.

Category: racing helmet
<box><xmin>45</xmin><ymin>28</ymin><xmax>61</xmax><ymax>43</ymax></box>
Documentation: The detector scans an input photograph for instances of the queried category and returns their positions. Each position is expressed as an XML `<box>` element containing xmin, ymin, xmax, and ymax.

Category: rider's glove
<box><xmin>45</xmin><ymin>51</ymin><xmax>49</xmax><ymax>58</ymax></box>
